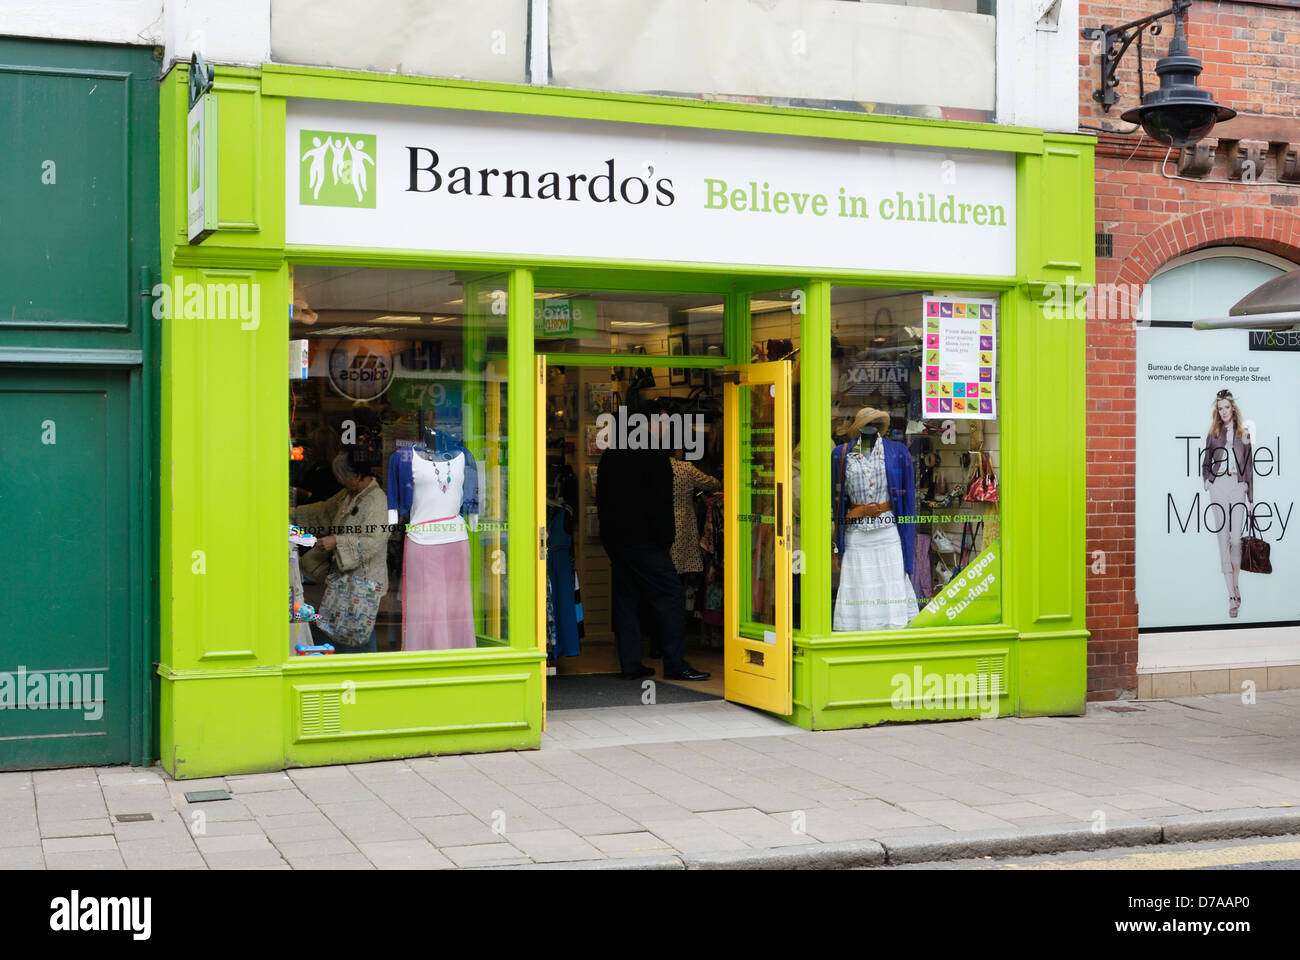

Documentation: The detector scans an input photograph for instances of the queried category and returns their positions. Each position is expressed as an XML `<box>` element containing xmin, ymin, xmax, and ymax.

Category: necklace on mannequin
<box><xmin>430</xmin><ymin>457</ymin><xmax>452</xmax><ymax>494</ymax></box>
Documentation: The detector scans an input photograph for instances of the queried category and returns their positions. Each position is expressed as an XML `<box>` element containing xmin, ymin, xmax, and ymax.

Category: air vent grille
<box><xmin>975</xmin><ymin>656</ymin><xmax>1006</xmax><ymax>696</ymax></box>
<box><xmin>301</xmin><ymin>691</ymin><xmax>343</xmax><ymax>735</ymax></box>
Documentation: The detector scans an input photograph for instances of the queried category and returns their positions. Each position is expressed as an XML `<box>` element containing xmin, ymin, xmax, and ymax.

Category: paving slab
<box><xmin>42</xmin><ymin>835</ymin><xmax>118</xmax><ymax>854</ymax></box>
<box><xmin>587</xmin><ymin>831</ymin><xmax>677</xmax><ymax>857</ymax></box>
<box><xmin>640</xmin><ymin>817</ymin><xmax>751</xmax><ymax>853</ymax></box>
<box><xmin>440</xmin><ymin>842</ymin><xmax>531</xmax><ymax>867</ymax></box>
<box><xmin>44</xmin><ymin>850</ymin><xmax>127</xmax><ymax>870</ymax></box>
<box><xmin>0</xmin><ymin>845</ymin><xmax>45</xmax><ymax>869</ymax></box>
<box><xmin>506</xmin><ymin>829</ymin><xmax>608</xmax><ymax>863</ymax></box>
<box><xmin>357</xmin><ymin>838</ymin><xmax>455</xmax><ymax>869</ymax></box>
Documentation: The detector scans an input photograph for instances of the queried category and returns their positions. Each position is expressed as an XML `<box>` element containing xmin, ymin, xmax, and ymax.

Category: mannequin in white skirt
<box><xmin>833</xmin><ymin>411</ymin><xmax>917</xmax><ymax>631</ymax></box>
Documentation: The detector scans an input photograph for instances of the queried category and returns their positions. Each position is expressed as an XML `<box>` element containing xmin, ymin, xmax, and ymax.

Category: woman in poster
<box><xmin>1201</xmin><ymin>389</ymin><xmax>1254</xmax><ymax>618</ymax></box>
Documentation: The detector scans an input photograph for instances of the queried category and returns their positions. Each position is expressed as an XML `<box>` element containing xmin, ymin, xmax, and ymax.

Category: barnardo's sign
<box><xmin>285</xmin><ymin>99</ymin><xmax>1016</xmax><ymax>276</ymax></box>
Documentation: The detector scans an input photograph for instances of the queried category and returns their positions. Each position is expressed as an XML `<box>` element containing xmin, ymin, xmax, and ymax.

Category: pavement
<box><xmin>2</xmin><ymin>689</ymin><xmax>1300</xmax><ymax>870</ymax></box>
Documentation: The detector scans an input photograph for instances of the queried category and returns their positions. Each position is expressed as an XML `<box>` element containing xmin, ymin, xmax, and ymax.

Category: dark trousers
<box><xmin>608</xmin><ymin>544</ymin><xmax>687</xmax><ymax>674</ymax></box>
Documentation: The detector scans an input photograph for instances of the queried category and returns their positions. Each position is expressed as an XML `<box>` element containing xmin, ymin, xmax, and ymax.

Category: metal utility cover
<box><xmin>183</xmin><ymin>789</ymin><xmax>231</xmax><ymax>803</ymax></box>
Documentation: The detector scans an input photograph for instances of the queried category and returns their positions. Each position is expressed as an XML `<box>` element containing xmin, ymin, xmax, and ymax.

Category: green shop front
<box><xmin>158</xmin><ymin>63</ymin><xmax>1093</xmax><ymax>778</ymax></box>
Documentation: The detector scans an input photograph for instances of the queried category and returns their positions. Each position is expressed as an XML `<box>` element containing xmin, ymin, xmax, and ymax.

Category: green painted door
<box><xmin>0</xmin><ymin>368</ymin><xmax>132</xmax><ymax>766</ymax></box>
<box><xmin>0</xmin><ymin>38</ymin><xmax>159</xmax><ymax>768</ymax></box>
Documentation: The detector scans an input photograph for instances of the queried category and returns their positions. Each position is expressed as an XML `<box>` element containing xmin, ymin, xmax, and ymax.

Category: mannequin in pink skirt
<box><xmin>387</xmin><ymin>428</ymin><xmax>479</xmax><ymax>650</ymax></box>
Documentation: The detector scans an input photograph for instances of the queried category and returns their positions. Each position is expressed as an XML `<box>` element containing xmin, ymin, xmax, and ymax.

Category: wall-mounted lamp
<box><xmin>1082</xmin><ymin>0</ymin><xmax>1235</xmax><ymax>146</ymax></box>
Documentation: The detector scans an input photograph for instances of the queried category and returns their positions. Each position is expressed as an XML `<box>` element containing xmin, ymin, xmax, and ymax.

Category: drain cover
<box><xmin>115</xmin><ymin>813</ymin><xmax>155</xmax><ymax>823</ymax></box>
<box><xmin>183</xmin><ymin>789</ymin><xmax>231</xmax><ymax>803</ymax></box>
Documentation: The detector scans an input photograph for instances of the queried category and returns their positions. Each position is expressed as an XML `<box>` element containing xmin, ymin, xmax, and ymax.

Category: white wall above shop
<box><xmin>270</xmin><ymin>0</ymin><xmax>528</xmax><ymax>83</ymax></box>
<box><xmin>997</xmin><ymin>0</ymin><xmax>1080</xmax><ymax>133</ymax></box>
<box><xmin>0</xmin><ymin>0</ymin><xmax>164</xmax><ymax>46</ymax></box>
<box><xmin>3</xmin><ymin>0</ymin><xmax>1081</xmax><ymax>135</ymax></box>
<box><xmin>163</xmin><ymin>0</ymin><xmax>270</xmax><ymax>66</ymax></box>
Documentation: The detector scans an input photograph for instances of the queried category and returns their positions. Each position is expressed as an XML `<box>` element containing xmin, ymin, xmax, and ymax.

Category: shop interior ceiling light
<box><xmin>1083</xmin><ymin>0</ymin><xmax>1234</xmax><ymax>147</ymax></box>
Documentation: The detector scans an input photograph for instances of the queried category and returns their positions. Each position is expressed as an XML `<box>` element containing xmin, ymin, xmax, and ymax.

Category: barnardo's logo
<box><xmin>300</xmin><ymin>129</ymin><xmax>376</xmax><ymax>208</ymax></box>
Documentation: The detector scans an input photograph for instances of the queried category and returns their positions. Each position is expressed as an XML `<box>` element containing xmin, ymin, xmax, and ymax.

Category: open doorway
<box><xmin>534</xmin><ymin>283</ymin><xmax>801</xmax><ymax>719</ymax></box>
<box><xmin>542</xmin><ymin>361</ymin><xmax>727</xmax><ymax>710</ymax></box>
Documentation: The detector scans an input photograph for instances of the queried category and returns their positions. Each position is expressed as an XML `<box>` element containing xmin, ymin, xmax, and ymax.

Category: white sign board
<box><xmin>285</xmin><ymin>99</ymin><xmax>1016</xmax><ymax>276</ymax></box>
<box><xmin>187</xmin><ymin>95</ymin><xmax>218</xmax><ymax>243</ymax></box>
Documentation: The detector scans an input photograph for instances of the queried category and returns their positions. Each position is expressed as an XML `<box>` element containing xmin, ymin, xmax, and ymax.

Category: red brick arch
<box><xmin>1115</xmin><ymin>206</ymin><xmax>1300</xmax><ymax>288</ymax></box>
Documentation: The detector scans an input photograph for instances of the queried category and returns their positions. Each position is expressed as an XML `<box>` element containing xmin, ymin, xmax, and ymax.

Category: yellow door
<box><xmin>535</xmin><ymin>355</ymin><xmax>548</xmax><ymax>727</ymax></box>
<box><xmin>723</xmin><ymin>360</ymin><xmax>793</xmax><ymax>715</ymax></box>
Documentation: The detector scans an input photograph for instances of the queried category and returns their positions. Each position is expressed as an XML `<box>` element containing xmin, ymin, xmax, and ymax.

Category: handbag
<box><xmin>1241</xmin><ymin>512</ymin><xmax>1272</xmax><ymax>574</ymax></box>
<box><xmin>317</xmin><ymin>543</ymin><xmax>384</xmax><ymax>647</ymax></box>
<box><xmin>964</xmin><ymin>452</ymin><xmax>1000</xmax><ymax>503</ymax></box>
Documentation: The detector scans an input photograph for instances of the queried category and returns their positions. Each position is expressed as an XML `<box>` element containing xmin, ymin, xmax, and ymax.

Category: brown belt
<box><xmin>847</xmin><ymin>500</ymin><xmax>891</xmax><ymax>519</ymax></box>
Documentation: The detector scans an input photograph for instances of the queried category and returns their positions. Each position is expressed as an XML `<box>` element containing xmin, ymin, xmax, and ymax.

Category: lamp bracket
<box><xmin>188</xmin><ymin>51</ymin><xmax>214</xmax><ymax>109</ymax></box>
<box><xmin>1082</xmin><ymin>0</ymin><xmax>1190</xmax><ymax>111</ymax></box>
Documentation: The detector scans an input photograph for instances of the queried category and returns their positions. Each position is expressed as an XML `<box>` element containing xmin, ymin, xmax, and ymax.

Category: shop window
<box><xmin>830</xmin><ymin>287</ymin><xmax>1001</xmax><ymax>633</ymax></box>
<box><xmin>288</xmin><ymin>267</ymin><xmax>509</xmax><ymax>656</ymax></box>
<box><xmin>534</xmin><ymin>289</ymin><xmax>725</xmax><ymax>357</ymax></box>
<box><xmin>549</xmin><ymin>0</ymin><xmax>996</xmax><ymax>122</ymax></box>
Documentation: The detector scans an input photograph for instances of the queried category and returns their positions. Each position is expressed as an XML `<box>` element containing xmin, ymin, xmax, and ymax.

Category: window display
<box><xmin>830</xmin><ymin>288</ymin><xmax>1001</xmax><ymax>632</ymax></box>
<box><xmin>288</xmin><ymin>267</ymin><xmax>509</xmax><ymax>655</ymax></box>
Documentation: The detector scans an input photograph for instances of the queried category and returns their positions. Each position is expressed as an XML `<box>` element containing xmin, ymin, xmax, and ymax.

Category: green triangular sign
<box><xmin>909</xmin><ymin>541</ymin><xmax>1000</xmax><ymax>628</ymax></box>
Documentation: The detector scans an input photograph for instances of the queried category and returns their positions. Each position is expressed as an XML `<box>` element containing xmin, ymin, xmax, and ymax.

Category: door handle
<box><xmin>776</xmin><ymin>481</ymin><xmax>784</xmax><ymax>538</ymax></box>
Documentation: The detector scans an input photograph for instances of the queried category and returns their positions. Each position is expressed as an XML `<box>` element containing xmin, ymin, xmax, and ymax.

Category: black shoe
<box><xmin>621</xmin><ymin>665</ymin><xmax>655</xmax><ymax>680</ymax></box>
<box><xmin>664</xmin><ymin>665</ymin><xmax>710</xmax><ymax>681</ymax></box>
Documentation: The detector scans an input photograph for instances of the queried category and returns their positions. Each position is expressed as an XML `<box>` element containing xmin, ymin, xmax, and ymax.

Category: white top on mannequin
<box><xmin>394</xmin><ymin>450</ymin><xmax>478</xmax><ymax>545</ymax></box>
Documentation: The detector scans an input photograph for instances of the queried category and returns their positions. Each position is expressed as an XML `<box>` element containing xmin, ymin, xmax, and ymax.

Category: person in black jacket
<box><xmin>597</xmin><ymin>399</ymin><xmax>710</xmax><ymax>681</ymax></box>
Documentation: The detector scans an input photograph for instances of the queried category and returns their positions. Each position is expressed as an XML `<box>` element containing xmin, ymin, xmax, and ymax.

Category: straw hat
<box><xmin>850</xmin><ymin>407</ymin><xmax>891</xmax><ymax>434</ymax></box>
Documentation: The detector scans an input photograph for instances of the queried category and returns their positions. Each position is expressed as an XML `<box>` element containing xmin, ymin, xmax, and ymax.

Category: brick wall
<box><xmin>1079</xmin><ymin>1</ymin><xmax>1300</xmax><ymax>698</ymax></box>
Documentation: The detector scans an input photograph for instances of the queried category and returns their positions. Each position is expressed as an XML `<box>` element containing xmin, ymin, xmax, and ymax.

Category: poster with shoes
<box><xmin>922</xmin><ymin>296</ymin><xmax>997</xmax><ymax>419</ymax></box>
